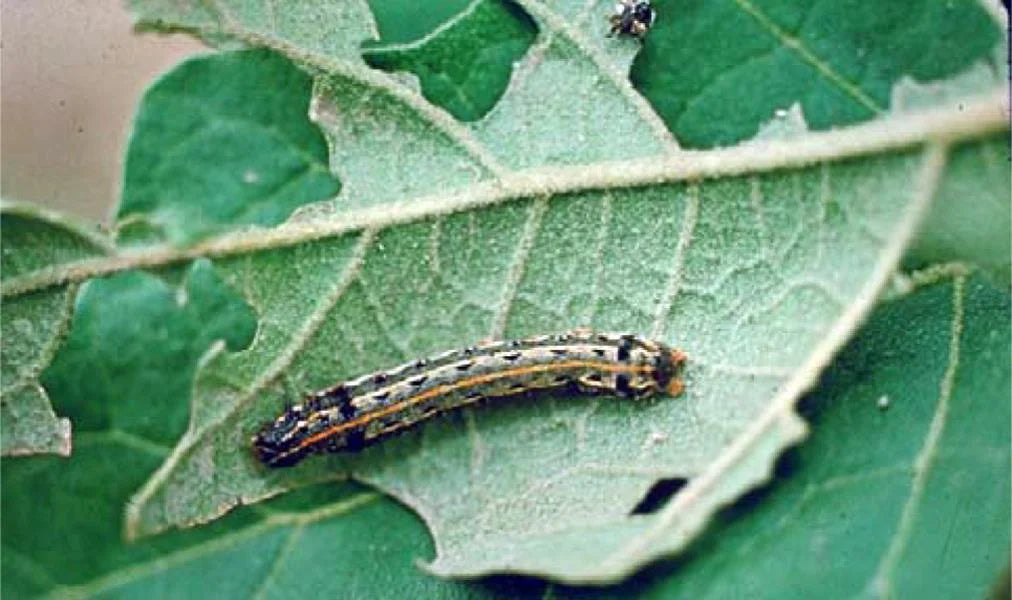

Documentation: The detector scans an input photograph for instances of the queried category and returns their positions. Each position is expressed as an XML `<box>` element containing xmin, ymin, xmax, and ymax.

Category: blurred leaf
<box><xmin>1</xmin><ymin>441</ymin><xmax>445</xmax><ymax>597</ymax></box>
<box><xmin>41</xmin><ymin>262</ymin><xmax>257</xmax><ymax>447</ymax></box>
<box><xmin>905</xmin><ymin>136</ymin><xmax>1011</xmax><ymax>285</ymax></box>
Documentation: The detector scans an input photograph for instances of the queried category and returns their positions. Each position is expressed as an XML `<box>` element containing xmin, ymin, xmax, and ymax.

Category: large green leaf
<box><xmin>2</xmin><ymin>0</ymin><xmax>1007</xmax><ymax>587</ymax></box>
<box><xmin>633</xmin><ymin>0</ymin><xmax>1002</xmax><ymax>148</ymax></box>
<box><xmin>3</xmin><ymin>269</ymin><xmax>1004</xmax><ymax>598</ymax></box>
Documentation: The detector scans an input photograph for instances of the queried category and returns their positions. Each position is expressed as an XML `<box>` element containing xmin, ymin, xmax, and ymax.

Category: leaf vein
<box><xmin>53</xmin><ymin>494</ymin><xmax>377</xmax><ymax>600</ymax></box>
<box><xmin>490</xmin><ymin>197</ymin><xmax>548</xmax><ymax>337</ymax></box>
<box><xmin>219</xmin><ymin>28</ymin><xmax>509</xmax><ymax>178</ymax></box>
<box><xmin>651</xmin><ymin>184</ymin><xmax>698</xmax><ymax>338</ymax></box>
<box><xmin>515</xmin><ymin>0</ymin><xmax>678</xmax><ymax>152</ymax></box>
<box><xmin>732</xmin><ymin>0</ymin><xmax>884</xmax><ymax>114</ymax></box>
<box><xmin>250</xmin><ymin>524</ymin><xmax>305</xmax><ymax>600</ymax></box>
<box><xmin>600</xmin><ymin>143</ymin><xmax>950</xmax><ymax>580</ymax></box>
<box><xmin>869</xmin><ymin>273</ymin><xmax>967</xmax><ymax>596</ymax></box>
<box><xmin>2</xmin><ymin>94</ymin><xmax>1003</xmax><ymax>300</ymax></box>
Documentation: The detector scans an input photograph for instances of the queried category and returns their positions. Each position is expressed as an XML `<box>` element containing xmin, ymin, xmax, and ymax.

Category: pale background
<box><xmin>2</xmin><ymin>1</ymin><xmax>205</xmax><ymax>222</ymax></box>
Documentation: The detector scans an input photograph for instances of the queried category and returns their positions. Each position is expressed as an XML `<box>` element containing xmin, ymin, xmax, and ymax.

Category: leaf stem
<box><xmin>2</xmin><ymin>92</ymin><xmax>1005</xmax><ymax>299</ymax></box>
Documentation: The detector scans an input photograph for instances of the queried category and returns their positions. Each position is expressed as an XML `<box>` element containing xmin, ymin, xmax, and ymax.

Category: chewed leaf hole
<box><xmin>630</xmin><ymin>477</ymin><xmax>689</xmax><ymax>515</ymax></box>
<box><xmin>361</xmin><ymin>0</ymin><xmax>538</xmax><ymax>122</ymax></box>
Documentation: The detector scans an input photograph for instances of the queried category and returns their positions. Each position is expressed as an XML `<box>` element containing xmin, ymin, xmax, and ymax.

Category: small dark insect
<box><xmin>607</xmin><ymin>0</ymin><xmax>656</xmax><ymax>40</ymax></box>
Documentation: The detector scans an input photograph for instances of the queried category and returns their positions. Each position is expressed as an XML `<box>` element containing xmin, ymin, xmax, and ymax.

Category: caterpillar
<box><xmin>252</xmin><ymin>330</ymin><xmax>687</xmax><ymax>467</ymax></box>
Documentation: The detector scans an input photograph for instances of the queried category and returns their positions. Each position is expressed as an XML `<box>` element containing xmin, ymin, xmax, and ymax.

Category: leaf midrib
<box><xmin>2</xmin><ymin>91</ymin><xmax>1004</xmax><ymax>301</ymax></box>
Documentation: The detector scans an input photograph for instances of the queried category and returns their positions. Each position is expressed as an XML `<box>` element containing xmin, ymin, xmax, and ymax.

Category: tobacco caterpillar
<box><xmin>253</xmin><ymin>330</ymin><xmax>686</xmax><ymax>467</ymax></box>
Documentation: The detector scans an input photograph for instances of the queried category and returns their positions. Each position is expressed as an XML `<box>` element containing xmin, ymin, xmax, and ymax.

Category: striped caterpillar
<box><xmin>253</xmin><ymin>330</ymin><xmax>686</xmax><ymax>467</ymax></box>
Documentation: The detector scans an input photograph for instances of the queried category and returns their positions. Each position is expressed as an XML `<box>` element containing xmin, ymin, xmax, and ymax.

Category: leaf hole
<box><xmin>630</xmin><ymin>477</ymin><xmax>689</xmax><ymax>515</ymax></box>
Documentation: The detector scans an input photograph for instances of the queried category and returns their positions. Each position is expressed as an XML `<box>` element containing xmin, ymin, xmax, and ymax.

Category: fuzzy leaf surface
<box><xmin>559</xmin><ymin>270</ymin><xmax>1011</xmax><ymax>598</ymax></box>
<box><xmin>1</xmin><ymin>205</ymin><xmax>112</xmax><ymax>456</ymax></box>
<box><xmin>3</xmin><ymin>269</ymin><xmax>1005</xmax><ymax>598</ymax></box>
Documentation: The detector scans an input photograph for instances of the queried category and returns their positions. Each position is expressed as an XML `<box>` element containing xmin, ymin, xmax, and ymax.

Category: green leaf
<box><xmin>1</xmin><ymin>420</ymin><xmax>437</xmax><ymax>597</ymax></box>
<box><xmin>3</xmin><ymin>270</ymin><xmax>1004</xmax><ymax>598</ymax></box>
<box><xmin>633</xmin><ymin>0</ymin><xmax>1003</xmax><ymax>148</ymax></box>
<box><xmin>2</xmin><ymin>0</ymin><xmax>1008</xmax><ymax>587</ymax></box>
<box><xmin>554</xmin><ymin>270</ymin><xmax>1010</xmax><ymax>598</ymax></box>
<box><xmin>363</xmin><ymin>0</ymin><xmax>538</xmax><ymax>121</ymax></box>
<box><xmin>40</xmin><ymin>262</ymin><xmax>257</xmax><ymax>447</ymax></box>
<box><xmin>904</xmin><ymin>136</ymin><xmax>1011</xmax><ymax>285</ymax></box>
<box><xmin>117</xmin><ymin>140</ymin><xmax>983</xmax><ymax>584</ymax></box>
<box><xmin>369</xmin><ymin>0</ymin><xmax>473</xmax><ymax>43</ymax></box>
<box><xmin>1</xmin><ymin>203</ymin><xmax>112</xmax><ymax>457</ymax></box>
<box><xmin>118</xmin><ymin>49</ymin><xmax>341</xmax><ymax>245</ymax></box>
